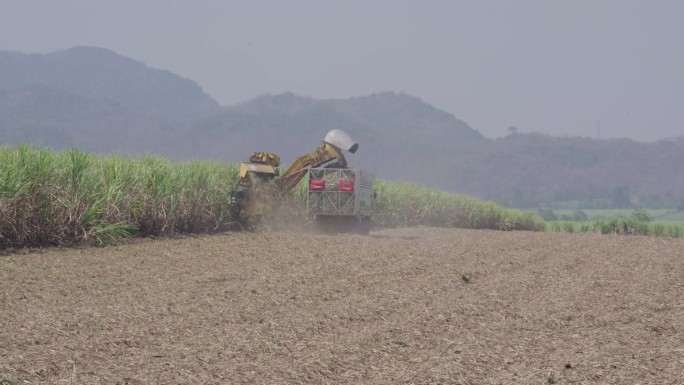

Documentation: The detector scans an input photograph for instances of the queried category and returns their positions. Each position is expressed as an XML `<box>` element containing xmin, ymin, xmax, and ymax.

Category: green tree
<box><xmin>631</xmin><ymin>209</ymin><xmax>652</xmax><ymax>222</ymax></box>
<box><xmin>537</xmin><ymin>208</ymin><xmax>557</xmax><ymax>221</ymax></box>
<box><xmin>571</xmin><ymin>209</ymin><xmax>588</xmax><ymax>221</ymax></box>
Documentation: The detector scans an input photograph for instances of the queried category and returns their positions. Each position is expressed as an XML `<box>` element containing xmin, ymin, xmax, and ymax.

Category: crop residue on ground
<box><xmin>1</xmin><ymin>228</ymin><xmax>682</xmax><ymax>384</ymax></box>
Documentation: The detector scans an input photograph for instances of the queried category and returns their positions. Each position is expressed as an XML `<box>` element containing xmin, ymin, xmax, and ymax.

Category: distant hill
<box><xmin>448</xmin><ymin>133</ymin><xmax>684</xmax><ymax>208</ymax></box>
<box><xmin>0</xmin><ymin>84</ymin><xmax>147</xmax><ymax>151</ymax></box>
<box><xmin>167</xmin><ymin>92</ymin><xmax>488</xmax><ymax>187</ymax></box>
<box><xmin>2</xmin><ymin>46</ymin><xmax>684</xmax><ymax>208</ymax></box>
<box><xmin>0</xmin><ymin>46</ymin><xmax>219</xmax><ymax>122</ymax></box>
<box><xmin>0</xmin><ymin>46</ymin><xmax>219</xmax><ymax>152</ymax></box>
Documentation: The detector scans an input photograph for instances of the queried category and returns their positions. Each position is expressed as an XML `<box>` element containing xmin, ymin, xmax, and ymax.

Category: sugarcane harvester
<box><xmin>231</xmin><ymin>129</ymin><xmax>375</xmax><ymax>233</ymax></box>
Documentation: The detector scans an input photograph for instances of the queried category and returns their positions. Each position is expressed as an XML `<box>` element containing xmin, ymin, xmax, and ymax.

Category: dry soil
<box><xmin>1</xmin><ymin>228</ymin><xmax>683</xmax><ymax>384</ymax></box>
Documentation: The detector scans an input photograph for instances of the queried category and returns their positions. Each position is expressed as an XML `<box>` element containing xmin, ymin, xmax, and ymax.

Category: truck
<box><xmin>307</xmin><ymin>167</ymin><xmax>374</xmax><ymax>234</ymax></box>
<box><xmin>231</xmin><ymin>129</ymin><xmax>374</xmax><ymax>233</ymax></box>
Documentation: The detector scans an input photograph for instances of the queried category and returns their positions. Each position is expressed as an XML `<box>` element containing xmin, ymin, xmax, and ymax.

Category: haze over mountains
<box><xmin>1</xmin><ymin>46</ymin><xmax>683</xmax><ymax>208</ymax></box>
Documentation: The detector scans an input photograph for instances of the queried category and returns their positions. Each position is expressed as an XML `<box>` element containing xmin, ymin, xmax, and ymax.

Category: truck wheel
<box><xmin>355</xmin><ymin>218</ymin><xmax>371</xmax><ymax>235</ymax></box>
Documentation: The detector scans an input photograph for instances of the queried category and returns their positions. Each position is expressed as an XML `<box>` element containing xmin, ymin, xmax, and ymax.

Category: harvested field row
<box><xmin>1</xmin><ymin>228</ymin><xmax>683</xmax><ymax>384</ymax></box>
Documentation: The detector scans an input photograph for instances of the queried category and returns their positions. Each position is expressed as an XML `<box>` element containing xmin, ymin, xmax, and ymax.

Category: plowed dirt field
<box><xmin>1</xmin><ymin>228</ymin><xmax>683</xmax><ymax>384</ymax></box>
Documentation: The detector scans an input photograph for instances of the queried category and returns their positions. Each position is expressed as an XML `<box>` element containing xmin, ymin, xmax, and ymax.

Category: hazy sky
<box><xmin>1</xmin><ymin>1</ymin><xmax>682</xmax><ymax>141</ymax></box>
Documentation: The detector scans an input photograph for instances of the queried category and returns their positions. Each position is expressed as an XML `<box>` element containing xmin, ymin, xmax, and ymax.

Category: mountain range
<box><xmin>1</xmin><ymin>46</ymin><xmax>682</xmax><ymax>208</ymax></box>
